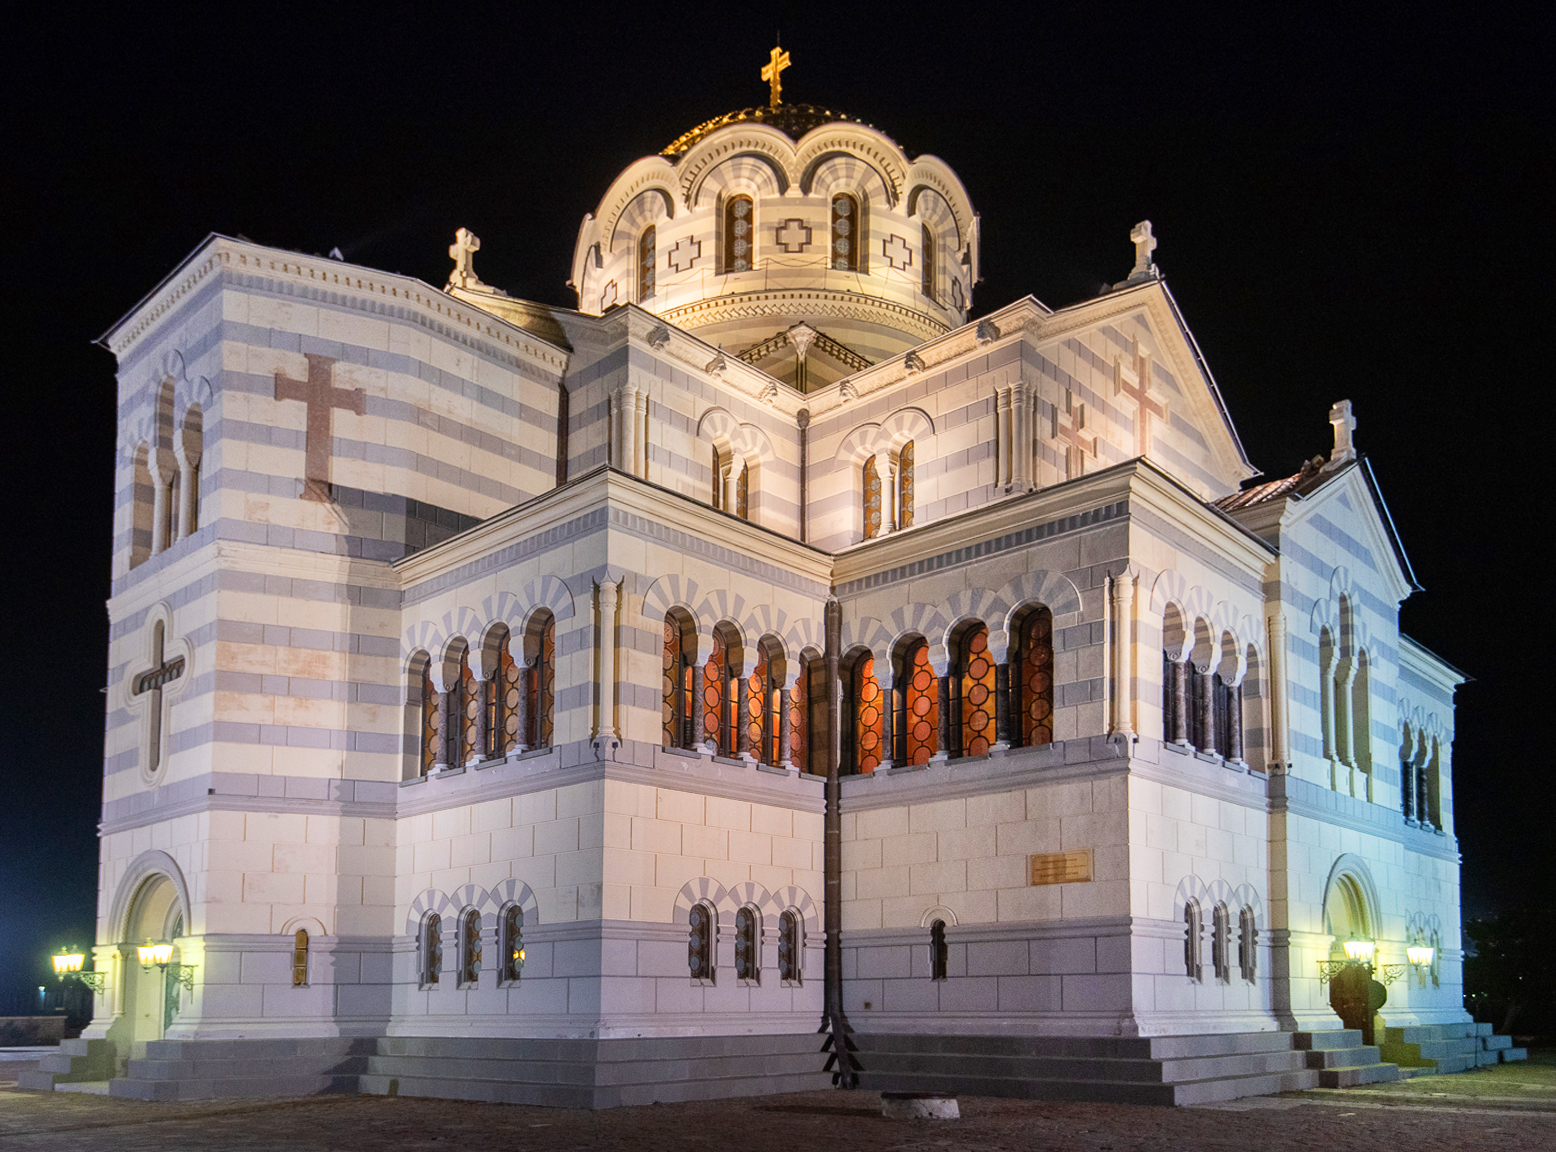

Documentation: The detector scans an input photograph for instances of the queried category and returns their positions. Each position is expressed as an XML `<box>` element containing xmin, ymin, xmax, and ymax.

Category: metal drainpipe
<box><xmin>820</xmin><ymin>596</ymin><xmax>859</xmax><ymax>1086</ymax></box>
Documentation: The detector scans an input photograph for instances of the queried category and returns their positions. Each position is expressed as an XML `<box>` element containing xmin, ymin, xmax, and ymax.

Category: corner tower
<box><xmin>569</xmin><ymin>50</ymin><xmax>979</xmax><ymax>392</ymax></box>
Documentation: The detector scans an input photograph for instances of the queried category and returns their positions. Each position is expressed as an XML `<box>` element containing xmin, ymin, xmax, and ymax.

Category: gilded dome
<box><xmin>661</xmin><ymin>103</ymin><xmax>883</xmax><ymax>157</ymax></box>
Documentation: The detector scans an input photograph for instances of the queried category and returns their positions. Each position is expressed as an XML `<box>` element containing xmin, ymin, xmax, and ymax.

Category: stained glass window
<box><xmin>831</xmin><ymin>194</ymin><xmax>859</xmax><ymax>271</ymax></box>
<box><xmin>1017</xmin><ymin>608</ymin><xmax>1054</xmax><ymax>748</ymax></box>
<box><xmin>420</xmin><ymin>663</ymin><xmax>438</xmax><ymax>776</ymax></box>
<box><xmin>461</xmin><ymin>909</ymin><xmax>482</xmax><ymax>986</ymax></box>
<box><xmin>663</xmin><ymin>617</ymin><xmax>682</xmax><ymax>748</ymax></box>
<box><xmin>778</xmin><ymin>909</ymin><xmax>802</xmax><ymax>983</ymax></box>
<box><xmin>638</xmin><ymin>224</ymin><xmax>656</xmax><ymax>301</ymax></box>
<box><xmin>502</xmin><ymin>906</ymin><xmax>525</xmax><ymax>982</ymax></box>
<box><xmin>537</xmin><ymin>614</ymin><xmax>555</xmax><ymax>748</ymax></box>
<box><xmin>921</xmin><ymin>224</ymin><xmax>935</xmax><ymax>300</ymax></box>
<box><xmin>736</xmin><ymin>462</ymin><xmax>749</xmax><ymax>521</ymax></box>
<box><xmin>958</xmin><ymin>625</ymin><xmax>995</xmax><ymax>758</ymax></box>
<box><xmin>711</xmin><ymin>446</ymin><xmax>723</xmax><ymax>510</ymax></box>
<box><xmin>790</xmin><ymin>661</ymin><xmax>808</xmax><ymax>773</ymax></box>
<box><xmin>863</xmin><ymin>455</ymin><xmax>882</xmax><ymax>539</ymax></box>
<box><xmin>292</xmin><ymin>929</ymin><xmax>308</xmax><ymax>987</ymax></box>
<box><xmin>735</xmin><ymin>906</ymin><xmax>759</xmax><ymax>981</ymax></box>
<box><xmin>724</xmin><ymin>195</ymin><xmax>754</xmax><ymax>272</ymax></box>
<box><xmin>747</xmin><ymin>648</ymin><xmax>768</xmax><ymax>763</ymax></box>
<box><xmin>703</xmin><ymin>631</ymin><xmax>730</xmax><ymax>754</ymax></box>
<box><xmin>902</xmin><ymin>641</ymin><xmax>938</xmax><ymax>766</ymax></box>
<box><xmin>498</xmin><ymin>633</ymin><xmax>521</xmax><ymax>755</ymax></box>
<box><xmin>929</xmin><ymin>920</ymin><xmax>948</xmax><ymax>981</ymax></box>
<box><xmin>688</xmin><ymin>903</ymin><xmax>714</xmax><ymax>980</ymax></box>
<box><xmin>897</xmin><ymin>440</ymin><xmax>914</xmax><ymax>529</ymax></box>
<box><xmin>1238</xmin><ymin>906</ymin><xmax>1257</xmax><ymax>982</ymax></box>
<box><xmin>459</xmin><ymin>658</ymin><xmax>478</xmax><ymax>766</ymax></box>
<box><xmin>424</xmin><ymin>914</ymin><xmax>443</xmax><ymax>986</ymax></box>
<box><xmin>852</xmin><ymin>655</ymin><xmax>883</xmax><ymax>774</ymax></box>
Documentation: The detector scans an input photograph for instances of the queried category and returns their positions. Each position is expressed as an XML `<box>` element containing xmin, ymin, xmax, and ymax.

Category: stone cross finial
<box><xmin>1130</xmin><ymin>221</ymin><xmax>1157</xmax><ymax>278</ymax></box>
<box><xmin>762</xmin><ymin>46</ymin><xmax>791</xmax><ymax>107</ymax></box>
<box><xmin>448</xmin><ymin>227</ymin><xmax>483</xmax><ymax>289</ymax></box>
<box><xmin>1327</xmin><ymin>399</ymin><xmax>1357</xmax><ymax>467</ymax></box>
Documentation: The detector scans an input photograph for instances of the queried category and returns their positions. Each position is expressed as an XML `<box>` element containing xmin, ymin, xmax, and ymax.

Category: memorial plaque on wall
<box><xmin>1029</xmin><ymin>850</ymin><xmax>1093</xmax><ymax>886</ymax></box>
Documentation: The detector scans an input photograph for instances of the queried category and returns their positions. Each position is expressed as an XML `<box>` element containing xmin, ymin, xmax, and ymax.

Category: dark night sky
<box><xmin>1</xmin><ymin>2</ymin><xmax>1550</xmax><ymax>999</ymax></box>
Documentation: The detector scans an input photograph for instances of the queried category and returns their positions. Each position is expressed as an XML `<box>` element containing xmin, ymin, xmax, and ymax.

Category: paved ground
<box><xmin>1</xmin><ymin>1051</ymin><xmax>1552</xmax><ymax>1150</ymax></box>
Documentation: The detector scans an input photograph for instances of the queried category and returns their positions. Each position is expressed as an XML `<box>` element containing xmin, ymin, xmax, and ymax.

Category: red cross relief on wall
<box><xmin>1113</xmin><ymin>341</ymin><xmax>1169</xmax><ymax>458</ymax></box>
<box><xmin>1050</xmin><ymin>389</ymin><xmax>1095</xmax><ymax>480</ymax></box>
<box><xmin>273</xmin><ymin>353</ymin><xmax>366</xmax><ymax>502</ymax></box>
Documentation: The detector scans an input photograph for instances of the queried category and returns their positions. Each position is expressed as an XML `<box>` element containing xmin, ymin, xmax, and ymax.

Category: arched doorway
<box><xmin>1323</xmin><ymin>864</ymin><xmax>1382</xmax><ymax>1044</ymax></box>
<box><xmin>120</xmin><ymin>873</ymin><xmax>186</xmax><ymax>1041</ymax></box>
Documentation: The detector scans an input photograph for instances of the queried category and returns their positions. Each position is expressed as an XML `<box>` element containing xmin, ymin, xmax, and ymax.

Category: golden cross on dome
<box><xmin>762</xmin><ymin>46</ymin><xmax>791</xmax><ymax>107</ymax></box>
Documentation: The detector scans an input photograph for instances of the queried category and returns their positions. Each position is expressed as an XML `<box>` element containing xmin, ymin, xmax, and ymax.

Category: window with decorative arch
<box><xmin>778</xmin><ymin>908</ymin><xmax>803</xmax><ymax>984</ymax></box>
<box><xmin>831</xmin><ymin>193</ymin><xmax>860</xmax><ymax>271</ymax></box>
<box><xmin>291</xmin><ymin>929</ymin><xmax>309</xmax><ymax>987</ymax></box>
<box><xmin>702</xmin><ymin>626</ymin><xmax>739</xmax><ymax>755</ymax></box>
<box><xmin>921</xmin><ymin>224</ymin><xmax>935</xmax><ymax>300</ymax></box>
<box><xmin>950</xmin><ymin>622</ymin><xmax>995</xmax><ymax>759</ymax></box>
<box><xmin>487</xmin><ymin>626</ymin><xmax>523</xmax><ymax>759</ymax></box>
<box><xmin>443</xmin><ymin>648</ymin><xmax>477</xmax><ymax>769</ymax></box>
<box><xmin>521</xmin><ymin>611</ymin><xmax>556</xmax><ymax>750</ymax></box>
<box><xmin>1238</xmin><ymin>905</ymin><xmax>1258</xmax><ymax>982</ymax></box>
<box><xmin>501</xmin><ymin>905</ymin><xmax>525</xmax><ymax>983</ymax></box>
<box><xmin>734</xmin><ymin>905</ymin><xmax>761</xmax><ymax>983</ymax></box>
<box><xmin>747</xmin><ymin>638</ymin><xmax>784</xmax><ymax>767</ymax></box>
<box><xmin>459</xmin><ymin>909</ymin><xmax>482</xmax><ymax>986</ymax></box>
<box><xmin>662</xmin><ymin>611</ymin><xmax>697</xmax><ymax>751</ymax></box>
<box><xmin>862</xmin><ymin>455</ymin><xmax>882</xmax><ymax>539</ymax></box>
<box><xmin>929</xmin><ymin>919</ymin><xmax>948</xmax><ymax>981</ymax></box>
<box><xmin>724</xmin><ymin>195</ymin><xmax>754</xmax><ymax>272</ymax></box>
<box><xmin>897</xmin><ymin>639</ymin><xmax>939</xmax><ymax>766</ymax></box>
<box><xmin>843</xmin><ymin>652</ymin><xmax>883</xmax><ymax>775</ymax></box>
<box><xmin>688</xmin><ymin>902</ymin><xmax>715</xmax><ymax>982</ymax></box>
<box><xmin>790</xmin><ymin>658</ymin><xmax>810</xmax><ymax>774</ymax></box>
<box><xmin>422</xmin><ymin>913</ymin><xmax>443</xmax><ymax>986</ymax></box>
<box><xmin>710</xmin><ymin>448</ymin><xmax>750</xmax><ymax>521</ymax></box>
<box><xmin>1212</xmin><ymin>902</ymin><xmax>1231</xmax><ymax>982</ymax></box>
<box><xmin>1013</xmin><ymin>606</ymin><xmax>1054</xmax><ymax>748</ymax></box>
<box><xmin>1183</xmin><ymin>901</ymin><xmax>1203</xmax><ymax>981</ymax></box>
<box><xmin>896</xmin><ymin>440</ymin><xmax>915</xmax><ymax>529</ymax></box>
<box><xmin>638</xmin><ymin>224</ymin><xmax>656</xmax><ymax>301</ymax></box>
<box><xmin>416</xmin><ymin>658</ymin><xmax>438</xmax><ymax>777</ymax></box>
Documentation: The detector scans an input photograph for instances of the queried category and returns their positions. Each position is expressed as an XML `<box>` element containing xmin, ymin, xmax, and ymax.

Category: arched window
<box><xmin>736</xmin><ymin>461</ymin><xmax>749</xmax><ymax>521</ymax></box>
<box><xmin>1238</xmin><ymin>906</ymin><xmax>1258</xmax><ymax>982</ymax></box>
<box><xmin>703</xmin><ymin>627</ymin><xmax>738</xmax><ymax>755</ymax></box>
<box><xmin>130</xmin><ymin>443</ymin><xmax>154</xmax><ymax>569</ymax></box>
<box><xmin>688</xmin><ymin>902</ymin><xmax>714</xmax><ymax>981</ymax></box>
<box><xmin>790</xmin><ymin>659</ymin><xmax>809</xmax><ymax>774</ymax></box>
<box><xmin>1399</xmin><ymin>730</ymin><xmax>1417</xmax><ymax>823</ymax></box>
<box><xmin>1213</xmin><ymin>673</ymin><xmax>1236</xmax><ymax>758</ymax></box>
<box><xmin>663</xmin><ymin>612</ymin><xmax>697</xmax><ymax>750</ymax></box>
<box><xmin>501</xmin><ymin>905</ymin><xmax>525</xmax><ymax>983</ymax></box>
<box><xmin>423</xmin><ymin>914</ymin><xmax>443</xmax><ymax>986</ymax></box>
<box><xmin>843</xmin><ymin>653</ymin><xmax>883</xmax><ymax>775</ymax></box>
<box><xmin>1212</xmin><ymin>903</ymin><xmax>1231</xmax><ymax>982</ymax></box>
<box><xmin>748</xmin><ymin>640</ymin><xmax>784</xmax><ymax>766</ymax></box>
<box><xmin>735</xmin><ymin>905</ymin><xmax>760</xmax><ymax>982</ymax></box>
<box><xmin>638</xmin><ymin>224</ymin><xmax>656</xmax><ymax>301</ymax></box>
<box><xmin>511</xmin><ymin>611</ymin><xmax>554</xmax><ymax>751</ymax></box>
<box><xmin>460</xmin><ymin>909</ymin><xmax>482</xmax><ymax>986</ymax></box>
<box><xmin>778</xmin><ymin>909</ymin><xmax>803</xmax><ymax>984</ymax></box>
<box><xmin>488</xmin><ymin>627</ymin><xmax>522</xmax><ymax>758</ymax></box>
<box><xmin>863</xmin><ymin>455</ymin><xmax>882</xmax><ymax>539</ymax></box>
<box><xmin>921</xmin><ymin>224</ymin><xmax>935</xmax><ymax>300</ymax></box>
<box><xmin>898</xmin><ymin>640</ymin><xmax>938</xmax><ymax>766</ymax></box>
<box><xmin>134</xmin><ymin>618</ymin><xmax>185</xmax><ymax>777</ymax></box>
<box><xmin>897</xmin><ymin>440</ymin><xmax>915</xmax><ymax>529</ymax></box>
<box><xmin>292</xmin><ymin>929</ymin><xmax>309</xmax><ymax>987</ymax></box>
<box><xmin>417</xmin><ymin>659</ymin><xmax>438</xmax><ymax>777</ymax></box>
<box><xmin>179</xmin><ymin>404</ymin><xmax>203</xmax><ymax>538</ymax></box>
<box><xmin>1352</xmin><ymin>652</ymin><xmax>1372</xmax><ymax>786</ymax></box>
<box><xmin>831</xmin><ymin>193</ymin><xmax>860</xmax><ymax>271</ymax></box>
<box><xmin>929</xmin><ymin>919</ymin><xmax>948</xmax><ymax>981</ymax></box>
<box><xmin>1183</xmin><ymin>902</ymin><xmax>1203</xmax><ymax>981</ymax></box>
<box><xmin>724</xmin><ymin>195</ymin><xmax>754</xmax><ymax>272</ymax></box>
<box><xmin>1014</xmin><ymin>607</ymin><xmax>1054</xmax><ymax>748</ymax></box>
<box><xmin>952</xmin><ymin>623</ymin><xmax>995</xmax><ymax>759</ymax></box>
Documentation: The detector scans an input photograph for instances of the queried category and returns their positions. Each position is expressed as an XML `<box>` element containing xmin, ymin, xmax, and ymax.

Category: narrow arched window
<box><xmin>900</xmin><ymin>640</ymin><xmax>938</xmax><ymax>766</ymax></box>
<box><xmin>423</xmin><ymin>914</ymin><xmax>443</xmax><ymax>986</ymax></box>
<box><xmin>1183</xmin><ymin>902</ymin><xmax>1203</xmax><ymax>981</ymax></box>
<box><xmin>165</xmin><ymin>467</ymin><xmax>181</xmax><ymax>547</ymax></box>
<box><xmin>1213</xmin><ymin>673</ymin><xmax>1234</xmax><ymax>757</ymax></box>
<box><xmin>1189</xmin><ymin>662</ymin><xmax>1212</xmax><ymax>753</ymax></box>
<box><xmin>863</xmin><ymin>455</ymin><xmax>882</xmax><ymax>539</ymax></box>
<box><xmin>897</xmin><ymin>440</ymin><xmax>915</xmax><ymax>529</ymax></box>
<box><xmin>292</xmin><ymin>929</ymin><xmax>309</xmax><ymax>987</ymax></box>
<box><xmin>831</xmin><ymin>193</ymin><xmax>859</xmax><ymax>271</ymax></box>
<box><xmin>1014</xmin><ymin>607</ymin><xmax>1054</xmax><ymax>748</ymax></box>
<box><xmin>724</xmin><ymin>195</ymin><xmax>754</xmax><ymax>272</ymax></box>
<box><xmin>955</xmin><ymin>624</ymin><xmax>995</xmax><ymax>759</ymax></box>
<box><xmin>929</xmin><ymin>919</ymin><xmax>948</xmax><ymax>981</ymax></box>
<box><xmin>921</xmin><ymin>224</ymin><xmax>935</xmax><ymax>300</ymax></box>
<box><xmin>747</xmin><ymin>641</ymin><xmax>784</xmax><ymax>766</ymax></box>
<box><xmin>130</xmin><ymin>444</ymin><xmax>154</xmax><ymax>569</ymax></box>
<box><xmin>419</xmin><ymin>662</ymin><xmax>438</xmax><ymax>777</ymax></box>
<box><xmin>460</xmin><ymin>654</ymin><xmax>478</xmax><ymax>767</ymax></box>
<box><xmin>179</xmin><ymin>404</ymin><xmax>204</xmax><ymax>538</ymax></box>
<box><xmin>638</xmin><ymin>224</ymin><xmax>656</xmax><ymax>301</ymax></box>
<box><xmin>778</xmin><ymin>909</ymin><xmax>803</xmax><ymax>983</ymax></box>
<box><xmin>490</xmin><ymin>628</ymin><xmax>520</xmax><ymax>758</ymax></box>
<box><xmin>703</xmin><ymin>629</ymin><xmax>737</xmax><ymax>755</ymax></box>
<box><xmin>522</xmin><ymin>611</ymin><xmax>556</xmax><ymax>750</ymax></box>
<box><xmin>501</xmin><ymin>905</ymin><xmax>525</xmax><ymax>982</ymax></box>
<box><xmin>736</xmin><ymin>461</ymin><xmax>749</xmax><ymax>521</ymax></box>
<box><xmin>845</xmin><ymin>654</ymin><xmax>883</xmax><ymax>775</ymax></box>
<box><xmin>711</xmin><ymin>445</ymin><xmax>723</xmax><ymax>510</ymax></box>
<box><xmin>790</xmin><ymin>660</ymin><xmax>808</xmax><ymax>774</ymax></box>
<box><xmin>735</xmin><ymin>906</ymin><xmax>760</xmax><ymax>982</ymax></box>
<box><xmin>663</xmin><ymin>614</ymin><xmax>696</xmax><ymax>750</ymax></box>
<box><xmin>460</xmin><ymin>909</ymin><xmax>482</xmax><ymax>986</ymax></box>
<box><xmin>688</xmin><ymin>903</ymin><xmax>714</xmax><ymax>981</ymax></box>
<box><xmin>1212</xmin><ymin>903</ymin><xmax>1231</xmax><ymax>982</ymax></box>
<box><xmin>1238</xmin><ymin>906</ymin><xmax>1258</xmax><ymax>982</ymax></box>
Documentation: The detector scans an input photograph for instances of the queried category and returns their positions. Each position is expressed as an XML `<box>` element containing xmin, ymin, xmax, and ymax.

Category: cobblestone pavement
<box><xmin>1</xmin><ymin>1053</ymin><xmax>1552</xmax><ymax>1151</ymax></box>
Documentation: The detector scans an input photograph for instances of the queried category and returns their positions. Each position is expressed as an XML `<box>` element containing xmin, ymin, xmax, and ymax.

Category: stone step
<box><xmin>1318</xmin><ymin>1062</ymin><xmax>1402</xmax><ymax>1088</ymax></box>
<box><xmin>857</xmin><ymin>1047</ymin><xmax>1309</xmax><ymax>1085</ymax></box>
<box><xmin>1304</xmin><ymin>1045</ymin><xmax>1382</xmax><ymax>1069</ymax></box>
<box><xmin>849</xmin><ymin>1031</ymin><xmax>1295</xmax><ymax>1062</ymax></box>
<box><xmin>53</xmin><ymin>1080</ymin><xmax>111</xmax><ymax>1095</ymax></box>
<box><xmin>1293</xmin><ymin>1029</ymin><xmax>1364</xmax><ymax>1051</ymax></box>
<box><xmin>1502</xmin><ymin>1047</ymin><xmax>1529</xmax><ymax>1062</ymax></box>
<box><xmin>1481</xmin><ymin>1034</ymin><xmax>1512</xmax><ymax>1051</ymax></box>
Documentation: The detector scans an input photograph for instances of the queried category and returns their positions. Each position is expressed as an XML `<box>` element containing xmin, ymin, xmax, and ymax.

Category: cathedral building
<box><xmin>29</xmin><ymin>52</ymin><xmax>1521</xmax><ymax>1105</ymax></box>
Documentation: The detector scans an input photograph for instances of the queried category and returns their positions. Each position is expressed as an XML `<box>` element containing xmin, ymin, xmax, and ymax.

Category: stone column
<box><xmin>1013</xmin><ymin>380</ymin><xmax>1032</xmax><ymax>490</ymax></box>
<box><xmin>1170</xmin><ymin>659</ymin><xmax>1190</xmax><ymax>745</ymax></box>
<box><xmin>1228</xmin><ymin>683</ymin><xmax>1244</xmax><ymax>764</ymax></box>
<box><xmin>879</xmin><ymin>673</ymin><xmax>895</xmax><ymax>771</ymax></box>
<box><xmin>736</xmin><ymin>675</ymin><xmax>752</xmax><ymax>760</ymax></box>
<box><xmin>1193</xmin><ymin>665</ymin><xmax>1213</xmax><ymax>753</ymax></box>
<box><xmin>997</xmin><ymin>385</ymin><xmax>1012</xmax><ymax>489</ymax></box>
<box><xmin>1267</xmin><ymin>611</ymin><xmax>1289</xmax><ymax>771</ymax></box>
<box><xmin>1417</xmin><ymin>754</ymin><xmax>1433</xmax><ymax>831</ymax></box>
<box><xmin>1110</xmin><ymin>573</ymin><xmax>1136</xmax><ymax>739</ymax></box>
<box><xmin>150</xmin><ymin>460</ymin><xmax>172</xmax><ymax>554</ymax></box>
<box><xmin>885</xmin><ymin>456</ymin><xmax>898</xmax><ymax>533</ymax></box>
<box><xmin>606</xmin><ymin>389</ymin><xmax>620</xmax><ymax>470</ymax></box>
<box><xmin>471</xmin><ymin>677</ymin><xmax>490</xmax><ymax>764</ymax></box>
<box><xmin>797</xmin><ymin>409</ymin><xmax>810</xmax><ymax>543</ymax></box>
<box><xmin>592</xmin><ymin>579</ymin><xmax>620</xmax><ymax>757</ymax></box>
<box><xmin>512</xmin><ymin>662</ymin><xmax>530</xmax><ymax>754</ymax></box>
<box><xmin>993</xmin><ymin>662</ymin><xmax>1011</xmax><ymax>750</ymax></box>
<box><xmin>633</xmin><ymin>388</ymin><xmax>649</xmax><ymax>478</ymax></box>
<box><xmin>722</xmin><ymin>459</ymin><xmax>737</xmax><ymax>513</ymax></box>
<box><xmin>177</xmin><ymin>453</ymin><xmax>199</xmax><ymax>538</ymax></box>
<box><xmin>433</xmin><ymin>684</ymin><xmax>452</xmax><ymax>772</ymax></box>
<box><xmin>937</xmin><ymin>674</ymin><xmax>952</xmax><ymax>760</ymax></box>
<box><xmin>778</xmin><ymin>686</ymin><xmax>793</xmax><ymax>769</ymax></box>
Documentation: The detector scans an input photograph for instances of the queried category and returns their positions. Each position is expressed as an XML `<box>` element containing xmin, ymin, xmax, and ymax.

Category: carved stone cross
<box><xmin>1049</xmin><ymin>389</ymin><xmax>1095</xmax><ymax>480</ymax></box>
<box><xmin>449</xmin><ymin>227</ymin><xmax>483</xmax><ymax>289</ymax></box>
<box><xmin>1130</xmin><ymin>220</ymin><xmax>1157</xmax><ymax>277</ymax></box>
<box><xmin>274</xmin><ymin>354</ymin><xmax>366</xmax><ymax>502</ymax></box>
<box><xmin>762</xmin><ymin>46</ymin><xmax>791</xmax><ymax>107</ymax></box>
<box><xmin>1327</xmin><ymin>399</ymin><xmax>1357</xmax><ymax>466</ymax></box>
<box><xmin>1114</xmin><ymin>341</ymin><xmax>1169</xmax><ymax>457</ymax></box>
<box><xmin>881</xmin><ymin>233</ymin><xmax>913</xmax><ymax>270</ymax></box>
<box><xmin>775</xmin><ymin>218</ymin><xmax>813</xmax><ymax>253</ymax></box>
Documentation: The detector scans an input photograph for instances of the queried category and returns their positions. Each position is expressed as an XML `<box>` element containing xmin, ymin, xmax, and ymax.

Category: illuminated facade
<box><xmin>35</xmin><ymin>54</ymin><xmax>1522</xmax><ymax>1106</ymax></box>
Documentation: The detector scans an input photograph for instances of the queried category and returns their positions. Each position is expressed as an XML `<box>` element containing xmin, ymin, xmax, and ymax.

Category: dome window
<box><xmin>921</xmin><ymin>224</ymin><xmax>935</xmax><ymax>301</ymax></box>
<box><xmin>638</xmin><ymin>224</ymin><xmax>656</xmax><ymax>301</ymax></box>
<box><xmin>723</xmin><ymin>195</ymin><xmax>754</xmax><ymax>272</ymax></box>
<box><xmin>831</xmin><ymin>194</ymin><xmax>860</xmax><ymax>271</ymax></box>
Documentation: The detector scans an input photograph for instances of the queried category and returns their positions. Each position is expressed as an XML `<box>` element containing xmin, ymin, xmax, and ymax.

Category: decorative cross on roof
<box><xmin>762</xmin><ymin>46</ymin><xmax>791</xmax><ymax>107</ymax></box>
<box><xmin>1113</xmin><ymin>340</ymin><xmax>1169</xmax><ymax>457</ymax></box>
<box><xmin>448</xmin><ymin>227</ymin><xmax>483</xmax><ymax>289</ymax></box>
<box><xmin>1130</xmin><ymin>220</ymin><xmax>1157</xmax><ymax>278</ymax></box>
<box><xmin>274</xmin><ymin>354</ymin><xmax>367</xmax><ymax>502</ymax></box>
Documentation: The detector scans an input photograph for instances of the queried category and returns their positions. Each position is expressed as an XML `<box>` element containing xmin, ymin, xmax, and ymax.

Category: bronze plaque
<box><xmin>1029</xmin><ymin>850</ymin><xmax>1093</xmax><ymax>886</ymax></box>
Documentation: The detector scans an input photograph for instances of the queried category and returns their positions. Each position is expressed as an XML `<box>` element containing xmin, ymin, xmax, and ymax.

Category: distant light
<box><xmin>52</xmin><ymin>948</ymin><xmax>85</xmax><ymax>976</ymax></box>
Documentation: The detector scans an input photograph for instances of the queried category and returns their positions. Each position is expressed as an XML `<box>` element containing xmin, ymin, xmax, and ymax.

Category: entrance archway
<box><xmin>121</xmin><ymin>874</ymin><xmax>186</xmax><ymax>1040</ymax></box>
<box><xmin>1322</xmin><ymin>858</ymin><xmax>1382</xmax><ymax>1044</ymax></box>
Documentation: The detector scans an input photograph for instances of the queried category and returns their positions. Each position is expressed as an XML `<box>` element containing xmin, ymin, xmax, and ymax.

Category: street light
<box><xmin>1407</xmin><ymin>941</ymin><xmax>1436</xmax><ymax>987</ymax></box>
<box><xmin>52</xmin><ymin>947</ymin><xmax>107</xmax><ymax>994</ymax></box>
<box><xmin>1342</xmin><ymin>936</ymin><xmax>1376</xmax><ymax>963</ymax></box>
<box><xmin>137</xmin><ymin>939</ymin><xmax>196</xmax><ymax>991</ymax></box>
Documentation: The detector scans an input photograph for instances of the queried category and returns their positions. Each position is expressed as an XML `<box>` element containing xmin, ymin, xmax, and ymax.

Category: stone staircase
<box><xmin>105</xmin><ymin>1038</ymin><xmax>370</xmax><ymax>1101</ymax></box>
<box><xmin>853</xmin><ymin>1032</ymin><xmax>1328</xmax><ymax>1105</ymax></box>
<box><xmin>15</xmin><ymin>1038</ymin><xmax>133</xmax><ymax>1091</ymax></box>
<box><xmin>1292</xmin><ymin>1029</ymin><xmax>1401</xmax><ymax>1087</ymax></box>
<box><xmin>1380</xmin><ymin>1021</ymin><xmax>1528</xmax><ymax>1075</ymax></box>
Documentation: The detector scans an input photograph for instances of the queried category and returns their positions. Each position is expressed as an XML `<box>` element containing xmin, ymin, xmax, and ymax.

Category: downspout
<box><xmin>820</xmin><ymin>596</ymin><xmax>860</xmax><ymax>1086</ymax></box>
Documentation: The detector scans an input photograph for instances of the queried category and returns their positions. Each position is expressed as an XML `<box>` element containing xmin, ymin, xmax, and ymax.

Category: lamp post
<box><xmin>52</xmin><ymin>947</ymin><xmax>107</xmax><ymax>995</ymax></box>
<box><xmin>1318</xmin><ymin>935</ymin><xmax>1407</xmax><ymax>985</ymax></box>
<box><xmin>137</xmin><ymin>938</ymin><xmax>196</xmax><ymax>992</ymax></box>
